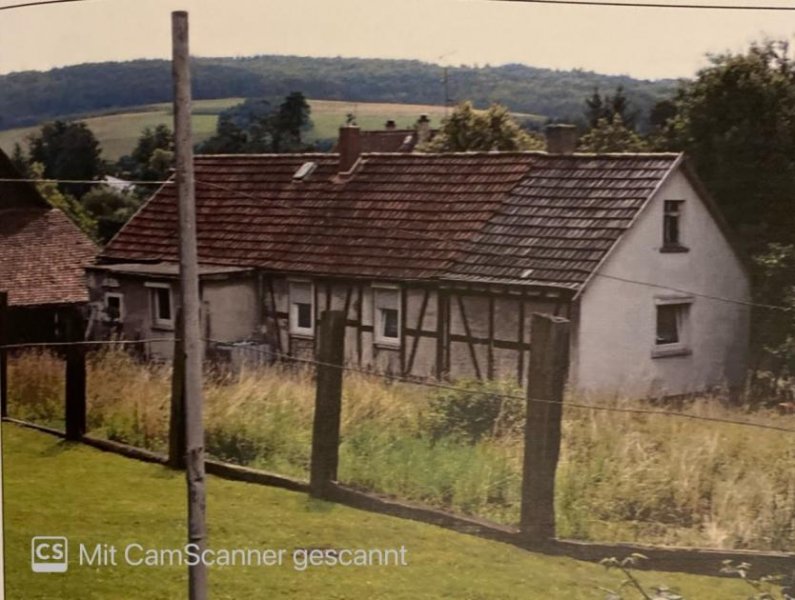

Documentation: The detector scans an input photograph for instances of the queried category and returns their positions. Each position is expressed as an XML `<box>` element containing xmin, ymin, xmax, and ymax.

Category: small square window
<box><xmin>653</xmin><ymin>300</ymin><xmax>692</xmax><ymax>358</ymax></box>
<box><xmin>289</xmin><ymin>281</ymin><xmax>314</xmax><ymax>336</ymax></box>
<box><xmin>374</xmin><ymin>286</ymin><xmax>401</xmax><ymax>347</ymax></box>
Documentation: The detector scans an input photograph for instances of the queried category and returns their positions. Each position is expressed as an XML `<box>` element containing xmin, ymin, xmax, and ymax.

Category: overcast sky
<box><xmin>1</xmin><ymin>0</ymin><xmax>793</xmax><ymax>79</ymax></box>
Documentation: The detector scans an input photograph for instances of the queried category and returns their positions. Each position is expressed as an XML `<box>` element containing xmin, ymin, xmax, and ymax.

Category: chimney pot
<box><xmin>338</xmin><ymin>125</ymin><xmax>362</xmax><ymax>172</ymax></box>
<box><xmin>545</xmin><ymin>124</ymin><xmax>578</xmax><ymax>155</ymax></box>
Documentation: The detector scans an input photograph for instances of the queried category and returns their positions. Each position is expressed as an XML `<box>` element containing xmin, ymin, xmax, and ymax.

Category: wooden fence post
<box><xmin>310</xmin><ymin>310</ymin><xmax>346</xmax><ymax>498</ymax></box>
<box><xmin>520</xmin><ymin>313</ymin><xmax>570</xmax><ymax>541</ymax></box>
<box><xmin>0</xmin><ymin>291</ymin><xmax>7</xmax><ymax>419</ymax></box>
<box><xmin>65</xmin><ymin>345</ymin><xmax>87</xmax><ymax>441</ymax></box>
<box><xmin>169</xmin><ymin>310</ymin><xmax>186</xmax><ymax>469</ymax></box>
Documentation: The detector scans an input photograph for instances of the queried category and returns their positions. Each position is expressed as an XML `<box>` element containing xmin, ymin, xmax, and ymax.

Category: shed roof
<box><xmin>0</xmin><ymin>149</ymin><xmax>97</xmax><ymax>307</ymax></box>
<box><xmin>101</xmin><ymin>151</ymin><xmax>683</xmax><ymax>291</ymax></box>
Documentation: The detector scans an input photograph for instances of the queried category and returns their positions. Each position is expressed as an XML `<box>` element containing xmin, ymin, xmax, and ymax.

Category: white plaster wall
<box><xmin>573</xmin><ymin>168</ymin><xmax>750</xmax><ymax>397</ymax></box>
<box><xmin>201</xmin><ymin>278</ymin><xmax>258</xmax><ymax>342</ymax></box>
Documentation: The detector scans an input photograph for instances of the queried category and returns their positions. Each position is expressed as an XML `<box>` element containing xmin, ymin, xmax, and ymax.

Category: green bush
<box><xmin>426</xmin><ymin>379</ymin><xmax>524</xmax><ymax>443</ymax></box>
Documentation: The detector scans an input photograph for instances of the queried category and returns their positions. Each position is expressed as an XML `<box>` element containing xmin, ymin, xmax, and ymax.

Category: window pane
<box><xmin>382</xmin><ymin>308</ymin><xmax>399</xmax><ymax>339</ymax></box>
<box><xmin>157</xmin><ymin>288</ymin><xmax>171</xmax><ymax>321</ymax></box>
<box><xmin>106</xmin><ymin>296</ymin><xmax>121</xmax><ymax>320</ymax></box>
<box><xmin>663</xmin><ymin>214</ymin><xmax>679</xmax><ymax>245</ymax></box>
<box><xmin>297</xmin><ymin>302</ymin><xmax>312</xmax><ymax>329</ymax></box>
<box><xmin>656</xmin><ymin>305</ymin><xmax>679</xmax><ymax>345</ymax></box>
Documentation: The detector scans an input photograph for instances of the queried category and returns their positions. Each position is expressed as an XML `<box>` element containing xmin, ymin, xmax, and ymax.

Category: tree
<box><xmin>29</xmin><ymin>162</ymin><xmax>97</xmax><ymax>239</ymax></box>
<box><xmin>125</xmin><ymin>124</ymin><xmax>174</xmax><ymax>182</ymax></box>
<box><xmin>584</xmin><ymin>86</ymin><xmax>637</xmax><ymax>130</ymax></box>
<box><xmin>578</xmin><ymin>115</ymin><xmax>649</xmax><ymax>153</ymax></box>
<box><xmin>28</xmin><ymin>120</ymin><xmax>103</xmax><ymax>198</ymax></box>
<box><xmin>420</xmin><ymin>101</ymin><xmax>543</xmax><ymax>152</ymax></box>
<box><xmin>272</xmin><ymin>91</ymin><xmax>312</xmax><ymax>151</ymax></box>
<box><xmin>81</xmin><ymin>186</ymin><xmax>141</xmax><ymax>243</ymax></box>
<box><xmin>662</xmin><ymin>40</ymin><xmax>795</xmax><ymax>252</ymax></box>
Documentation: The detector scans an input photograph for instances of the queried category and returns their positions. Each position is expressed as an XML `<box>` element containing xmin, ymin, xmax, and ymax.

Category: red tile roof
<box><xmin>0</xmin><ymin>208</ymin><xmax>97</xmax><ymax>306</ymax></box>
<box><xmin>102</xmin><ymin>152</ymin><xmax>682</xmax><ymax>290</ymax></box>
<box><xmin>332</xmin><ymin>130</ymin><xmax>420</xmax><ymax>154</ymax></box>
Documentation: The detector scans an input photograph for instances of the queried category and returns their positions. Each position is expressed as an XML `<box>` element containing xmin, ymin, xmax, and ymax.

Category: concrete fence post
<box><xmin>520</xmin><ymin>313</ymin><xmax>570</xmax><ymax>541</ymax></box>
<box><xmin>310</xmin><ymin>310</ymin><xmax>346</xmax><ymax>498</ymax></box>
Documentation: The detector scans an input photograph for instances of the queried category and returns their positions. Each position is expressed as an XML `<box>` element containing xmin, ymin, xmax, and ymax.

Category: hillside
<box><xmin>0</xmin><ymin>98</ymin><xmax>450</xmax><ymax>161</ymax></box>
<box><xmin>0</xmin><ymin>55</ymin><xmax>680</xmax><ymax>131</ymax></box>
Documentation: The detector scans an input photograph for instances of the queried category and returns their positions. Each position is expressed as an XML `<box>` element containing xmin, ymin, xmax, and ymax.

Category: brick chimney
<box><xmin>416</xmin><ymin>114</ymin><xmax>432</xmax><ymax>145</ymax></box>
<box><xmin>338</xmin><ymin>125</ymin><xmax>362</xmax><ymax>172</ymax></box>
<box><xmin>545</xmin><ymin>124</ymin><xmax>578</xmax><ymax>155</ymax></box>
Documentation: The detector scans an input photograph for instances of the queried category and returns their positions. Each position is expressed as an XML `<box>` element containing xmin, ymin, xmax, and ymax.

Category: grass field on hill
<box><xmin>0</xmin><ymin>98</ymin><xmax>449</xmax><ymax>161</ymax></box>
<box><xmin>3</xmin><ymin>424</ymin><xmax>753</xmax><ymax>599</ymax></box>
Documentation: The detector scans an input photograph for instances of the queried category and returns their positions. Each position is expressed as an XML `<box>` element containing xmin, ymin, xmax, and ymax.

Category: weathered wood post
<box><xmin>310</xmin><ymin>310</ymin><xmax>346</xmax><ymax>498</ymax></box>
<box><xmin>0</xmin><ymin>291</ymin><xmax>8</xmax><ymax>418</ymax></box>
<box><xmin>64</xmin><ymin>313</ymin><xmax>87</xmax><ymax>441</ymax></box>
<box><xmin>168</xmin><ymin>309</ymin><xmax>186</xmax><ymax>469</ymax></box>
<box><xmin>520</xmin><ymin>313</ymin><xmax>570</xmax><ymax>541</ymax></box>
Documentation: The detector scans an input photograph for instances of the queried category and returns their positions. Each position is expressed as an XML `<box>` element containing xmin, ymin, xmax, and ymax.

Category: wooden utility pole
<box><xmin>169</xmin><ymin>309</ymin><xmax>186</xmax><ymax>469</ymax></box>
<box><xmin>0</xmin><ymin>291</ymin><xmax>7</xmax><ymax>419</ymax></box>
<box><xmin>310</xmin><ymin>311</ymin><xmax>346</xmax><ymax>498</ymax></box>
<box><xmin>172</xmin><ymin>11</ymin><xmax>207</xmax><ymax>599</ymax></box>
<box><xmin>520</xmin><ymin>313</ymin><xmax>570</xmax><ymax>541</ymax></box>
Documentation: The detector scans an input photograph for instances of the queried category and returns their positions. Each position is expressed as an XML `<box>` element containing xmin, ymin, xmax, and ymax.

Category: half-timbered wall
<box><xmin>264</xmin><ymin>275</ymin><xmax>571</xmax><ymax>384</ymax></box>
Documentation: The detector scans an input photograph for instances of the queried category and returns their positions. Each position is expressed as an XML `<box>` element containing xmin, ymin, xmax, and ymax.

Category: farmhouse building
<box><xmin>86</xmin><ymin>126</ymin><xmax>750</xmax><ymax>397</ymax></box>
<box><xmin>0</xmin><ymin>149</ymin><xmax>97</xmax><ymax>342</ymax></box>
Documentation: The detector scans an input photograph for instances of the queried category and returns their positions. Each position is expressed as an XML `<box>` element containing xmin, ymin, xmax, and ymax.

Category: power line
<box><xmin>486</xmin><ymin>0</ymin><xmax>795</xmax><ymax>10</ymax></box>
<box><xmin>205</xmin><ymin>339</ymin><xmax>795</xmax><ymax>435</ymax></box>
<box><xmin>593</xmin><ymin>273</ymin><xmax>791</xmax><ymax>312</ymax></box>
<box><xmin>0</xmin><ymin>0</ymin><xmax>94</xmax><ymax>11</ymax></box>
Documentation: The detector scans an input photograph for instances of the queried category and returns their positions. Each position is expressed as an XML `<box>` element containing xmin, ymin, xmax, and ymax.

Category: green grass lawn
<box><xmin>0</xmin><ymin>98</ymin><xmax>451</xmax><ymax>162</ymax></box>
<box><xmin>3</xmin><ymin>424</ymin><xmax>751</xmax><ymax>599</ymax></box>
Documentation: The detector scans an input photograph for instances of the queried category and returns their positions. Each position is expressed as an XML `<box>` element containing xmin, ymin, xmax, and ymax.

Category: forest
<box><xmin>0</xmin><ymin>55</ymin><xmax>678</xmax><ymax>130</ymax></box>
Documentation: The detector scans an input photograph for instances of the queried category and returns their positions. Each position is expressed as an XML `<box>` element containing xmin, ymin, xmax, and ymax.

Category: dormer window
<box><xmin>662</xmin><ymin>200</ymin><xmax>688</xmax><ymax>252</ymax></box>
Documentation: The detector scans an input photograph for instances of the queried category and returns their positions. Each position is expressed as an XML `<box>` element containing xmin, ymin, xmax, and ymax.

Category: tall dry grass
<box><xmin>6</xmin><ymin>348</ymin><xmax>794</xmax><ymax>551</ymax></box>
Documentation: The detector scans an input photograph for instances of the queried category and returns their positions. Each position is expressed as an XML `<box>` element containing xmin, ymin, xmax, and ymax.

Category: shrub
<box><xmin>426</xmin><ymin>379</ymin><xmax>524</xmax><ymax>443</ymax></box>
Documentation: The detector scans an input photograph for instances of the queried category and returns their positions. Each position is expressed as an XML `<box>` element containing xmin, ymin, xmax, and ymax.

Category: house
<box><xmin>0</xmin><ymin>149</ymin><xmax>97</xmax><ymax>343</ymax></box>
<box><xmin>86</xmin><ymin>125</ymin><xmax>750</xmax><ymax>397</ymax></box>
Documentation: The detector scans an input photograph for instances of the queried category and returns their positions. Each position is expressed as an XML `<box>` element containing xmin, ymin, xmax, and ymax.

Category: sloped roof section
<box><xmin>444</xmin><ymin>154</ymin><xmax>680</xmax><ymax>287</ymax></box>
<box><xmin>0</xmin><ymin>208</ymin><xmax>97</xmax><ymax>306</ymax></box>
<box><xmin>102</xmin><ymin>152</ymin><xmax>683</xmax><ymax>289</ymax></box>
<box><xmin>103</xmin><ymin>153</ymin><xmax>537</xmax><ymax>280</ymax></box>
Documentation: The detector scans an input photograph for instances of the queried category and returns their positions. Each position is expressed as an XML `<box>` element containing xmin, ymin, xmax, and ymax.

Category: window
<box><xmin>662</xmin><ymin>200</ymin><xmax>687</xmax><ymax>251</ymax></box>
<box><xmin>146</xmin><ymin>283</ymin><xmax>174</xmax><ymax>329</ymax></box>
<box><xmin>374</xmin><ymin>286</ymin><xmax>401</xmax><ymax>347</ymax></box>
<box><xmin>289</xmin><ymin>281</ymin><xmax>314</xmax><ymax>336</ymax></box>
<box><xmin>104</xmin><ymin>292</ymin><xmax>124</xmax><ymax>322</ymax></box>
<box><xmin>653</xmin><ymin>298</ymin><xmax>692</xmax><ymax>358</ymax></box>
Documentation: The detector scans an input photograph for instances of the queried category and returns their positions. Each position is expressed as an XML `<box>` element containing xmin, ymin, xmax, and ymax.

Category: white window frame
<box><xmin>103</xmin><ymin>292</ymin><xmax>125</xmax><ymax>322</ymax></box>
<box><xmin>652</xmin><ymin>296</ymin><xmax>693</xmax><ymax>358</ymax></box>
<box><xmin>373</xmin><ymin>284</ymin><xmax>401</xmax><ymax>348</ymax></box>
<box><xmin>145</xmin><ymin>282</ymin><xmax>174</xmax><ymax>330</ymax></box>
<box><xmin>288</xmin><ymin>280</ymin><xmax>315</xmax><ymax>337</ymax></box>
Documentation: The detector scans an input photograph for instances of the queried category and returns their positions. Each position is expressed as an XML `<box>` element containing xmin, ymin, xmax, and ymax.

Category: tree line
<box><xmin>0</xmin><ymin>55</ymin><xmax>677</xmax><ymax>131</ymax></box>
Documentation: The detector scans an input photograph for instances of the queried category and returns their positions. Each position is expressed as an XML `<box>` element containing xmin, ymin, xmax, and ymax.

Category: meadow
<box><xmin>7</xmin><ymin>348</ymin><xmax>794</xmax><ymax>552</ymax></box>
<box><xmin>0</xmin><ymin>97</ymin><xmax>448</xmax><ymax>161</ymax></box>
<box><xmin>4</xmin><ymin>424</ymin><xmax>754</xmax><ymax>599</ymax></box>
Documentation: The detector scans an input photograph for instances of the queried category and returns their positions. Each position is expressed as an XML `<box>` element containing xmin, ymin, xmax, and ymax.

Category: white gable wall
<box><xmin>572</xmin><ymin>167</ymin><xmax>750</xmax><ymax>398</ymax></box>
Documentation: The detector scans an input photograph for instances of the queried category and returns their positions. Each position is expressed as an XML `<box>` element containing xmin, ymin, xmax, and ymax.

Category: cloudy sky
<box><xmin>0</xmin><ymin>0</ymin><xmax>793</xmax><ymax>79</ymax></box>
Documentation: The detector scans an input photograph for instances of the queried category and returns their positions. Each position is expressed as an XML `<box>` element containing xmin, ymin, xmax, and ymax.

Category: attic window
<box><xmin>293</xmin><ymin>162</ymin><xmax>317</xmax><ymax>181</ymax></box>
<box><xmin>662</xmin><ymin>200</ymin><xmax>688</xmax><ymax>252</ymax></box>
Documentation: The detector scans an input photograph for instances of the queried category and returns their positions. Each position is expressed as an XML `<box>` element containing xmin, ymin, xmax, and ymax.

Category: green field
<box><xmin>3</xmin><ymin>424</ymin><xmax>752</xmax><ymax>599</ymax></box>
<box><xmin>0</xmin><ymin>98</ymin><xmax>451</xmax><ymax>161</ymax></box>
